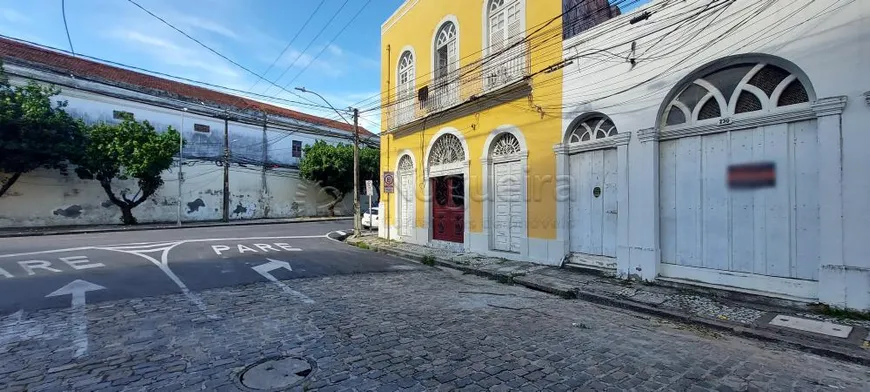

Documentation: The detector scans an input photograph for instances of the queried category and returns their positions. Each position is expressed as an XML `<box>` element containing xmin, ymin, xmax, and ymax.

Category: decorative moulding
<box><xmin>636</xmin><ymin>127</ymin><xmax>658</xmax><ymax>143</ymax></box>
<box><xmin>551</xmin><ymin>132</ymin><xmax>631</xmax><ymax>155</ymax></box>
<box><xmin>811</xmin><ymin>96</ymin><xmax>848</xmax><ymax>117</ymax></box>
<box><xmin>659</xmin><ymin>108</ymin><xmax>817</xmax><ymax>141</ymax></box>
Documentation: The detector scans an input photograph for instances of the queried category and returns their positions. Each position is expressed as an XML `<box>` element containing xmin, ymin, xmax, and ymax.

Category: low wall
<box><xmin>0</xmin><ymin>161</ymin><xmax>355</xmax><ymax>228</ymax></box>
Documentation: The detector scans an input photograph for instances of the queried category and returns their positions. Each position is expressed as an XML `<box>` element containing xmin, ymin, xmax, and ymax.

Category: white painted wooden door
<box><xmin>659</xmin><ymin>120</ymin><xmax>819</xmax><ymax>283</ymax></box>
<box><xmin>569</xmin><ymin>149</ymin><xmax>618</xmax><ymax>257</ymax></box>
<box><xmin>399</xmin><ymin>173</ymin><xmax>414</xmax><ymax>237</ymax></box>
<box><xmin>492</xmin><ymin>161</ymin><xmax>522</xmax><ymax>252</ymax></box>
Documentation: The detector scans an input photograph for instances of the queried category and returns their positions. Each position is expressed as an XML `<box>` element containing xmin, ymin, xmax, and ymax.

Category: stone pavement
<box><xmin>349</xmin><ymin>236</ymin><xmax>870</xmax><ymax>366</ymax></box>
<box><xmin>2</xmin><ymin>268</ymin><xmax>869</xmax><ymax>391</ymax></box>
<box><xmin>0</xmin><ymin>216</ymin><xmax>352</xmax><ymax>238</ymax></box>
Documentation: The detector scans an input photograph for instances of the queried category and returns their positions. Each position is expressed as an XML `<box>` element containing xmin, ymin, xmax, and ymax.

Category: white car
<box><xmin>362</xmin><ymin>207</ymin><xmax>379</xmax><ymax>229</ymax></box>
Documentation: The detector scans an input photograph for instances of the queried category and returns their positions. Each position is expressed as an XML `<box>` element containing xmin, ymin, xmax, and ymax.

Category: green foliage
<box><xmin>298</xmin><ymin>140</ymin><xmax>380</xmax><ymax>215</ymax></box>
<box><xmin>421</xmin><ymin>254</ymin><xmax>436</xmax><ymax>266</ymax></box>
<box><xmin>75</xmin><ymin>116</ymin><xmax>180</xmax><ymax>224</ymax></box>
<box><xmin>0</xmin><ymin>63</ymin><xmax>85</xmax><ymax>197</ymax></box>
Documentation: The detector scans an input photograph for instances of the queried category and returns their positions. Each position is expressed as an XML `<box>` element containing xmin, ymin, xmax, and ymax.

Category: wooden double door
<box><xmin>431</xmin><ymin>175</ymin><xmax>464</xmax><ymax>243</ymax></box>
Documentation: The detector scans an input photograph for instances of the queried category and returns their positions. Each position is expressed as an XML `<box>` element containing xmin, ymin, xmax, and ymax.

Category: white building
<box><xmin>559</xmin><ymin>0</ymin><xmax>870</xmax><ymax>310</ymax></box>
<box><xmin>0</xmin><ymin>37</ymin><xmax>377</xmax><ymax>227</ymax></box>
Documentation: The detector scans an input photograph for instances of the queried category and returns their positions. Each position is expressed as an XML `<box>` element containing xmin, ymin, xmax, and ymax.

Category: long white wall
<box><xmin>0</xmin><ymin>67</ymin><xmax>364</xmax><ymax>227</ymax></box>
<box><xmin>560</xmin><ymin>0</ymin><xmax>870</xmax><ymax>309</ymax></box>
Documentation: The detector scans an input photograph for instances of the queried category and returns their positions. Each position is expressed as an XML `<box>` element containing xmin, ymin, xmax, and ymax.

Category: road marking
<box><xmin>211</xmin><ymin>242</ymin><xmax>303</xmax><ymax>256</ymax></box>
<box><xmin>252</xmin><ymin>259</ymin><xmax>314</xmax><ymax>304</ymax></box>
<box><xmin>59</xmin><ymin>256</ymin><xmax>105</xmax><ymax>270</ymax></box>
<box><xmin>0</xmin><ymin>235</ymin><xmax>327</xmax><ymax>259</ymax></box>
<box><xmin>18</xmin><ymin>260</ymin><xmax>63</xmax><ymax>275</ymax></box>
<box><xmin>46</xmin><ymin>279</ymin><xmax>106</xmax><ymax>358</ymax></box>
<box><xmin>97</xmin><ymin>242</ymin><xmax>219</xmax><ymax>320</ymax></box>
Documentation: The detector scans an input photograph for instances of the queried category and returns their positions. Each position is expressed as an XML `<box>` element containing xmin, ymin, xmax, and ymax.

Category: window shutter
<box><xmin>489</xmin><ymin>13</ymin><xmax>505</xmax><ymax>54</ymax></box>
<box><xmin>447</xmin><ymin>40</ymin><xmax>458</xmax><ymax>74</ymax></box>
<box><xmin>507</xmin><ymin>3</ymin><xmax>522</xmax><ymax>44</ymax></box>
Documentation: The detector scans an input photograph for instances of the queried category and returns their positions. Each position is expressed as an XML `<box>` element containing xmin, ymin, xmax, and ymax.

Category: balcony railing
<box><xmin>385</xmin><ymin>41</ymin><xmax>530</xmax><ymax>131</ymax></box>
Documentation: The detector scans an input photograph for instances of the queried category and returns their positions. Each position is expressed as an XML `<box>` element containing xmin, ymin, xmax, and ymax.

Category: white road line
<box><xmin>99</xmin><ymin>242</ymin><xmax>219</xmax><ymax>320</ymax></box>
<box><xmin>0</xmin><ymin>235</ymin><xmax>328</xmax><ymax>258</ymax></box>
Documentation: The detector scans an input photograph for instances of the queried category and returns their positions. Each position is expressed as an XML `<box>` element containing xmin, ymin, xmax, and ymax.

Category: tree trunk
<box><xmin>119</xmin><ymin>206</ymin><xmax>138</xmax><ymax>225</ymax></box>
<box><xmin>0</xmin><ymin>172</ymin><xmax>22</xmax><ymax>198</ymax></box>
<box><xmin>326</xmin><ymin>192</ymin><xmax>345</xmax><ymax>217</ymax></box>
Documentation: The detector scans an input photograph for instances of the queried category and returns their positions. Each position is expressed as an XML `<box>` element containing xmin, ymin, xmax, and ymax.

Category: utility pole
<box><xmin>177</xmin><ymin>108</ymin><xmax>187</xmax><ymax>226</ymax></box>
<box><xmin>223</xmin><ymin>113</ymin><xmax>230</xmax><ymax>223</ymax></box>
<box><xmin>353</xmin><ymin>108</ymin><xmax>361</xmax><ymax>236</ymax></box>
<box><xmin>261</xmin><ymin>112</ymin><xmax>269</xmax><ymax>218</ymax></box>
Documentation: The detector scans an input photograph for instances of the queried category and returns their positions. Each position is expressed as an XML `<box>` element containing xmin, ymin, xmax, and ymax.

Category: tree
<box><xmin>0</xmin><ymin>64</ymin><xmax>85</xmax><ymax>197</ymax></box>
<box><xmin>298</xmin><ymin>140</ymin><xmax>380</xmax><ymax>216</ymax></box>
<box><xmin>75</xmin><ymin>116</ymin><xmax>179</xmax><ymax>225</ymax></box>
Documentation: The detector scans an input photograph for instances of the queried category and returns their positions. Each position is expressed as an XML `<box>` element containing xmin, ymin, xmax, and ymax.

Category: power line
<box><xmin>282</xmin><ymin>0</ymin><xmax>374</xmax><ymax>91</ymax></box>
<box><xmin>260</xmin><ymin>0</ymin><xmax>352</xmax><ymax>96</ymax></box>
<box><xmin>250</xmin><ymin>0</ymin><xmax>327</xmax><ymax>91</ymax></box>
<box><xmin>61</xmin><ymin>0</ymin><xmax>75</xmax><ymax>55</ymax></box>
<box><xmin>124</xmin><ymin>0</ymin><xmax>321</xmax><ymax>108</ymax></box>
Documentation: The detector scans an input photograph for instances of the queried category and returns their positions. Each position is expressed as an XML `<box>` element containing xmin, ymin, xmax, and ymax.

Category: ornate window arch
<box><xmin>491</xmin><ymin>132</ymin><xmax>522</xmax><ymax>157</ymax></box>
<box><xmin>434</xmin><ymin>21</ymin><xmax>458</xmax><ymax>80</ymax></box>
<box><xmin>398</xmin><ymin>154</ymin><xmax>414</xmax><ymax>173</ymax></box>
<box><xmin>428</xmin><ymin>133</ymin><xmax>465</xmax><ymax>167</ymax></box>
<box><xmin>396</xmin><ymin>50</ymin><xmax>416</xmax><ymax>125</ymax></box>
<box><xmin>567</xmin><ymin>114</ymin><xmax>618</xmax><ymax>143</ymax></box>
<box><xmin>661</xmin><ymin>57</ymin><xmax>813</xmax><ymax>128</ymax></box>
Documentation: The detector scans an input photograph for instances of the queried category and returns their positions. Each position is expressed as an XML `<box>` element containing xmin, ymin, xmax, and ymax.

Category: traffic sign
<box><xmin>383</xmin><ymin>171</ymin><xmax>395</xmax><ymax>193</ymax></box>
<box><xmin>365</xmin><ymin>180</ymin><xmax>374</xmax><ymax>196</ymax></box>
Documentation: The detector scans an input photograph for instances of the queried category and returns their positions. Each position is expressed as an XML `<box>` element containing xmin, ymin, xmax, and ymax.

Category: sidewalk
<box><xmin>0</xmin><ymin>216</ymin><xmax>353</xmax><ymax>238</ymax></box>
<box><xmin>347</xmin><ymin>235</ymin><xmax>870</xmax><ymax>365</ymax></box>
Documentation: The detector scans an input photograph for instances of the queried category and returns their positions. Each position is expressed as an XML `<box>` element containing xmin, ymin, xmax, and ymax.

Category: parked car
<box><xmin>362</xmin><ymin>207</ymin><xmax>379</xmax><ymax>229</ymax></box>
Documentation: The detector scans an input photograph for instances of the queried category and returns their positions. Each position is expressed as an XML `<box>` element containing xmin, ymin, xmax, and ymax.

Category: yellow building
<box><xmin>377</xmin><ymin>0</ymin><xmax>567</xmax><ymax>264</ymax></box>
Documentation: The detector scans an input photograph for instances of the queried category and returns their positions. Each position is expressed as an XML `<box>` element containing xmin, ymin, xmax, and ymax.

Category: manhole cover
<box><xmin>239</xmin><ymin>356</ymin><xmax>314</xmax><ymax>390</ymax></box>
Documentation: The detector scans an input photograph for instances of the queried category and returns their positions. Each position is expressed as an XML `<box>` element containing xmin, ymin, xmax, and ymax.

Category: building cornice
<box><xmin>636</xmin><ymin>127</ymin><xmax>658</xmax><ymax>143</ymax></box>
<box><xmin>552</xmin><ymin>132</ymin><xmax>630</xmax><ymax>155</ymax></box>
<box><xmin>811</xmin><ymin>96</ymin><xmax>848</xmax><ymax>117</ymax></box>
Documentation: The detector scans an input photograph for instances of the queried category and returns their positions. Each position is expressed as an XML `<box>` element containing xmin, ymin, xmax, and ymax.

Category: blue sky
<box><xmin>0</xmin><ymin>0</ymin><xmax>404</xmax><ymax>131</ymax></box>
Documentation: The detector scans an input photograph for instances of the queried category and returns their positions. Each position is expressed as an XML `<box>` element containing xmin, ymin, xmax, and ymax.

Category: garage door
<box><xmin>569</xmin><ymin>149</ymin><xmax>618</xmax><ymax>258</ymax></box>
<box><xmin>659</xmin><ymin>120</ymin><xmax>820</xmax><ymax>287</ymax></box>
<box><xmin>492</xmin><ymin>161</ymin><xmax>522</xmax><ymax>252</ymax></box>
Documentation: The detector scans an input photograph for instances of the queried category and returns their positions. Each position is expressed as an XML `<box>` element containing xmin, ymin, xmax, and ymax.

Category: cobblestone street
<box><xmin>3</xmin><ymin>267</ymin><xmax>869</xmax><ymax>391</ymax></box>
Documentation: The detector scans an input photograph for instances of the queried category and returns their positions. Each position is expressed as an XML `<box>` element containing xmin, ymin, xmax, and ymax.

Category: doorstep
<box><xmin>347</xmin><ymin>236</ymin><xmax>870</xmax><ymax>365</ymax></box>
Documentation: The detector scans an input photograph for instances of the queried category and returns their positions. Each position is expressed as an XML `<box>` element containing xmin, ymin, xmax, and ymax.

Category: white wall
<box><xmin>0</xmin><ymin>67</ymin><xmax>361</xmax><ymax>227</ymax></box>
<box><xmin>560</xmin><ymin>0</ymin><xmax>870</xmax><ymax>309</ymax></box>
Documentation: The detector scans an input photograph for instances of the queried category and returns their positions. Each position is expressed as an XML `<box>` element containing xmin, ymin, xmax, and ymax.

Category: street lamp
<box><xmin>177</xmin><ymin>107</ymin><xmax>187</xmax><ymax>227</ymax></box>
<box><xmin>295</xmin><ymin>86</ymin><xmax>361</xmax><ymax>236</ymax></box>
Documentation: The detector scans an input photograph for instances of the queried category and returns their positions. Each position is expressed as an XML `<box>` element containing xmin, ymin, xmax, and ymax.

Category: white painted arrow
<box><xmin>253</xmin><ymin>259</ymin><xmax>314</xmax><ymax>304</ymax></box>
<box><xmin>46</xmin><ymin>279</ymin><xmax>106</xmax><ymax>358</ymax></box>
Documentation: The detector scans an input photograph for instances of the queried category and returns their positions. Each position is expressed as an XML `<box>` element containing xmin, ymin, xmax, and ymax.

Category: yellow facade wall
<box><xmin>379</xmin><ymin>0</ymin><xmax>563</xmax><ymax>240</ymax></box>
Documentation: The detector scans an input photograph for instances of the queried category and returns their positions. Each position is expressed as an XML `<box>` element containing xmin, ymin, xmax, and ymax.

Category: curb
<box><xmin>345</xmin><ymin>238</ymin><xmax>870</xmax><ymax>366</ymax></box>
<box><xmin>0</xmin><ymin>217</ymin><xmax>353</xmax><ymax>238</ymax></box>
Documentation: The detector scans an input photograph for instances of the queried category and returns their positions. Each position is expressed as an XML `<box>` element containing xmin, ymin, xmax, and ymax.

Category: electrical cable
<box><xmin>282</xmin><ymin>0</ymin><xmax>374</xmax><ymax>92</ymax></box>
<box><xmin>250</xmin><ymin>0</ymin><xmax>328</xmax><ymax>91</ymax></box>
<box><xmin>124</xmin><ymin>0</ymin><xmax>322</xmax><ymax>108</ymax></box>
<box><xmin>61</xmin><ymin>0</ymin><xmax>75</xmax><ymax>55</ymax></box>
<box><xmin>260</xmin><ymin>0</ymin><xmax>352</xmax><ymax>96</ymax></box>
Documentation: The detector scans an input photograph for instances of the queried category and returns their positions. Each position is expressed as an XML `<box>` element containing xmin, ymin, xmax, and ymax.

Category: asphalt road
<box><xmin>0</xmin><ymin>221</ymin><xmax>409</xmax><ymax>313</ymax></box>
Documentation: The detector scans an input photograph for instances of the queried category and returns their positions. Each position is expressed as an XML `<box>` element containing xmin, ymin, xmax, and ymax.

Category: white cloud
<box><xmin>110</xmin><ymin>29</ymin><xmax>240</xmax><ymax>79</ymax></box>
<box><xmin>0</xmin><ymin>8</ymin><xmax>29</xmax><ymax>24</ymax></box>
<box><xmin>327</xmin><ymin>44</ymin><xmax>343</xmax><ymax>56</ymax></box>
<box><xmin>174</xmin><ymin>15</ymin><xmax>240</xmax><ymax>41</ymax></box>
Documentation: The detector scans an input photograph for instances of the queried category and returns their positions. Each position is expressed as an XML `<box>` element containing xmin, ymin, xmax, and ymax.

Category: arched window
<box><xmin>434</xmin><ymin>22</ymin><xmax>457</xmax><ymax>81</ymax></box>
<box><xmin>491</xmin><ymin>133</ymin><xmax>521</xmax><ymax>156</ymax></box>
<box><xmin>398</xmin><ymin>154</ymin><xmax>414</xmax><ymax>172</ymax></box>
<box><xmin>396</xmin><ymin>50</ymin><xmax>416</xmax><ymax>125</ymax></box>
<box><xmin>429</xmin><ymin>134</ymin><xmax>465</xmax><ymax>166</ymax></box>
<box><xmin>485</xmin><ymin>0</ymin><xmax>524</xmax><ymax>89</ymax></box>
<box><xmin>567</xmin><ymin>114</ymin><xmax>618</xmax><ymax>143</ymax></box>
<box><xmin>663</xmin><ymin>61</ymin><xmax>812</xmax><ymax>127</ymax></box>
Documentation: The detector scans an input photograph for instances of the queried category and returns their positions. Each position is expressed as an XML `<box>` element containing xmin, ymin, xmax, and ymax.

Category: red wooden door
<box><xmin>431</xmin><ymin>175</ymin><xmax>464</xmax><ymax>243</ymax></box>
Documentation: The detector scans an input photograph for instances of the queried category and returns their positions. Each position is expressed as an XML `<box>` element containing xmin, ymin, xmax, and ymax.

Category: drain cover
<box><xmin>240</xmin><ymin>356</ymin><xmax>314</xmax><ymax>390</ymax></box>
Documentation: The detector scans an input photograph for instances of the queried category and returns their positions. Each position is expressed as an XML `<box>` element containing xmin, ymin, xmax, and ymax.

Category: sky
<box><xmin>0</xmin><ymin>0</ymin><xmax>404</xmax><ymax>132</ymax></box>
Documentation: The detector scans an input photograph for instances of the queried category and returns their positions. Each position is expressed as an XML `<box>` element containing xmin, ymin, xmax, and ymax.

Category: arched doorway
<box><xmin>487</xmin><ymin>132</ymin><xmax>524</xmax><ymax>253</ymax></box>
<box><xmin>396</xmin><ymin>154</ymin><xmax>415</xmax><ymax>238</ymax></box>
<box><xmin>657</xmin><ymin>56</ymin><xmax>817</xmax><ymax>297</ymax></box>
<box><xmin>565</xmin><ymin>114</ymin><xmax>621</xmax><ymax>264</ymax></box>
<box><xmin>427</xmin><ymin>133</ymin><xmax>466</xmax><ymax>244</ymax></box>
